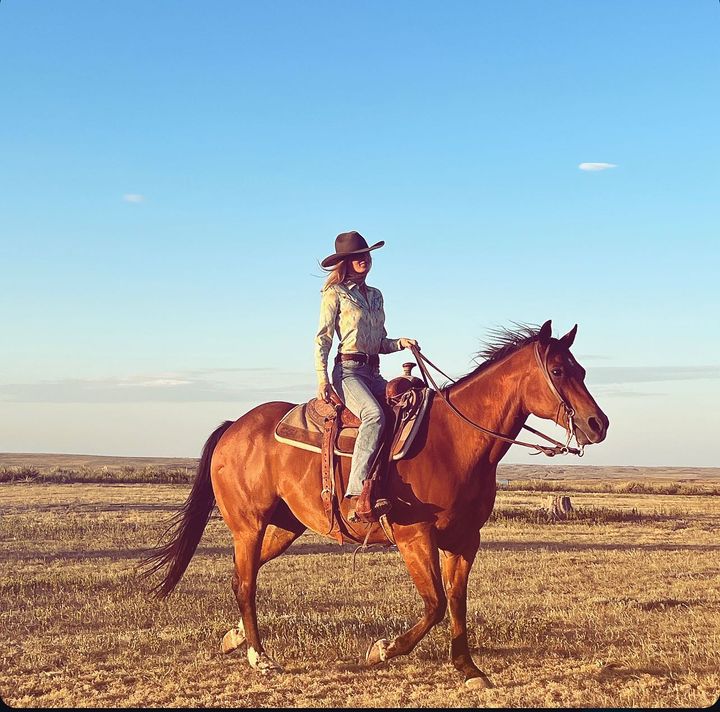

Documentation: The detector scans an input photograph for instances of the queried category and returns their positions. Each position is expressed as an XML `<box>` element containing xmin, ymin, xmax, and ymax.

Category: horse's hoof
<box><xmin>365</xmin><ymin>638</ymin><xmax>389</xmax><ymax>665</ymax></box>
<box><xmin>255</xmin><ymin>656</ymin><xmax>284</xmax><ymax>675</ymax></box>
<box><xmin>248</xmin><ymin>647</ymin><xmax>283</xmax><ymax>675</ymax></box>
<box><xmin>221</xmin><ymin>627</ymin><xmax>246</xmax><ymax>654</ymax></box>
<box><xmin>464</xmin><ymin>674</ymin><xmax>493</xmax><ymax>689</ymax></box>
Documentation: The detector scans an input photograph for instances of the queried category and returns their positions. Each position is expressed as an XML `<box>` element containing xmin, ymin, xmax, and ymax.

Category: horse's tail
<box><xmin>140</xmin><ymin>420</ymin><xmax>234</xmax><ymax>599</ymax></box>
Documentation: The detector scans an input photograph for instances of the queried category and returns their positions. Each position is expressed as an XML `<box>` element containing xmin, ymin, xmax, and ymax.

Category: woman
<box><xmin>315</xmin><ymin>231</ymin><xmax>419</xmax><ymax>520</ymax></box>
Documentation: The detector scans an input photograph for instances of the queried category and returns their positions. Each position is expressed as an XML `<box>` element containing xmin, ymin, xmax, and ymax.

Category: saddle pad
<box><xmin>274</xmin><ymin>389</ymin><xmax>432</xmax><ymax>460</ymax></box>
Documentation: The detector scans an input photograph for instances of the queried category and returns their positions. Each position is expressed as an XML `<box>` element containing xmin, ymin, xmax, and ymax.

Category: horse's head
<box><xmin>524</xmin><ymin>320</ymin><xmax>609</xmax><ymax>447</ymax></box>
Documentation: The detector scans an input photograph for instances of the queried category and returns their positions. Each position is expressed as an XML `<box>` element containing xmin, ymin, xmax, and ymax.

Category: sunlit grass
<box><xmin>1</xmin><ymin>480</ymin><xmax>719</xmax><ymax>708</ymax></box>
<box><xmin>499</xmin><ymin>478</ymin><xmax>720</xmax><ymax>497</ymax></box>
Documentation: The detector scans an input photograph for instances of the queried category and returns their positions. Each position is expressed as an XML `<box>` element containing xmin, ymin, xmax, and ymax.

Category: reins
<box><xmin>409</xmin><ymin>344</ymin><xmax>584</xmax><ymax>458</ymax></box>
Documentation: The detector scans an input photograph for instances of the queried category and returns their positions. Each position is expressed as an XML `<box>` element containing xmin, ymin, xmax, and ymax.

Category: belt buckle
<box><xmin>339</xmin><ymin>352</ymin><xmax>372</xmax><ymax>365</ymax></box>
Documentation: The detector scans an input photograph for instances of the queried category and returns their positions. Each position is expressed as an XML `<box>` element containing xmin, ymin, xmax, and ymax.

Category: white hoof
<box><xmin>365</xmin><ymin>638</ymin><xmax>390</xmax><ymax>665</ymax></box>
<box><xmin>464</xmin><ymin>674</ymin><xmax>493</xmax><ymax>690</ymax></box>
<box><xmin>248</xmin><ymin>646</ymin><xmax>283</xmax><ymax>674</ymax></box>
<box><xmin>221</xmin><ymin>626</ymin><xmax>246</xmax><ymax>654</ymax></box>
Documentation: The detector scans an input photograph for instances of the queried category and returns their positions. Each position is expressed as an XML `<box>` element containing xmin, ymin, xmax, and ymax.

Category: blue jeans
<box><xmin>332</xmin><ymin>360</ymin><xmax>388</xmax><ymax>496</ymax></box>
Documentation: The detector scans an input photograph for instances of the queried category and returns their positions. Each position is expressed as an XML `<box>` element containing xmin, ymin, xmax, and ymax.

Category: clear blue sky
<box><xmin>1</xmin><ymin>1</ymin><xmax>718</xmax><ymax>466</ymax></box>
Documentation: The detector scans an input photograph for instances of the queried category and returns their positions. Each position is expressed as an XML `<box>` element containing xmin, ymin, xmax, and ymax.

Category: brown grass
<box><xmin>3</xmin><ymin>453</ymin><xmax>719</xmax><ymax>485</ymax></box>
<box><xmin>1</xmin><ymin>470</ymin><xmax>719</xmax><ymax>708</ymax></box>
<box><xmin>498</xmin><ymin>478</ymin><xmax>720</xmax><ymax>497</ymax></box>
<box><xmin>0</xmin><ymin>465</ymin><xmax>194</xmax><ymax>485</ymax></box>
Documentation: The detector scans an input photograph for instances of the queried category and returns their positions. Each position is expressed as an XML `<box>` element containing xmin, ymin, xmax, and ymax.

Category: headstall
<box><xmin>409</xmin><ymin>343</ymin><xmax>584</xmax><ymax>458</ymax></box>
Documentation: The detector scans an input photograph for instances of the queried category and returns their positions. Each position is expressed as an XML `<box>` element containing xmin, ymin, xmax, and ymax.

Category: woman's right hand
<box><xmin>399</xmin><ymin>337</ymin><xmax>420</xmax><ymax>350</ymax></box>
<box><xmin>317</xmin><ymin>383</ymin><xmax>337</xmax><ymax>403</ymax></box>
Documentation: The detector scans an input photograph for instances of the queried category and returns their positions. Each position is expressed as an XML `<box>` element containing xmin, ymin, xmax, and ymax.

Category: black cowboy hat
<box><xmin>321</xmin><ymin>231</ymin><xmax>385</xmax><ymax>268</ymax></box>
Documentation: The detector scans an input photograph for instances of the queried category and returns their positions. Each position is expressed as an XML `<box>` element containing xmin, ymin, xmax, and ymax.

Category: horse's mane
<box><xmin>448</xmin><ymin>323</ymin><xmax>541</xmax><ymax>388</ymax></box>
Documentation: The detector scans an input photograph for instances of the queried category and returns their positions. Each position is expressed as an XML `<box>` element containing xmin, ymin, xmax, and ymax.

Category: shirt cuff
<box><xmin>316</xmin><ymin>369</ymin><xmax>330</xmax><ymax>386</ymax></box>
<box><xmin>385</xmin><ymin>338</ymin><xmax>403</xmax><ymax>353</ymax></box>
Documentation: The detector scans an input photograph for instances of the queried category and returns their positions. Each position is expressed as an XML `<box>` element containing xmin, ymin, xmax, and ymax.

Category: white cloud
<box><xmin>117</xmin><ymin>378</ymin><xmax>193</xmax><ymax>388</ymax></box>
<box><xmin>0</xmin><ymin>369</ymin><xmax>316</xmax><ymax>403</ymax></box>
<box><xmin>587</xmin><ymin>365</ymin><xmax>720</xmax><ymax>385</ymax></box>
<box><xmin>123</xmin><ymin>193</ymin><xmax>145</xmax><ymax>203</ymax></box>
<box><xmin>578</xmin><ymin>162</ymin><xmax>617</xmax><ymax>171</ymax></box>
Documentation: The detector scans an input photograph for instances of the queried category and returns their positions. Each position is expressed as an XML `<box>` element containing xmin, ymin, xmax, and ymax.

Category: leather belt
<box><xmin>335</xmin><ymin>352</ymin><xmax>380</xmax><ymax>367</ymax></box>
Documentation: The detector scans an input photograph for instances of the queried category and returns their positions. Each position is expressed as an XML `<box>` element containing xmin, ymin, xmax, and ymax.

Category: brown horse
<box><xmin>142</xmin><ymin>320</ymin><xmax>608</xmax><ymax>688</ymax></box>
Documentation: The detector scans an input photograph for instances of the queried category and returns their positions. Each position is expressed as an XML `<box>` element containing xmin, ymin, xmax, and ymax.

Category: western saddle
<box><xmin>274</xmin><ymin>362</ymin><xmax>429</xmax><ymax>540</ymax></box>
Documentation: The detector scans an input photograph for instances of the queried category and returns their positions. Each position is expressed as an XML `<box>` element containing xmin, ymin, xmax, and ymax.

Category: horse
<box><xmin>141</xmin><ymin>319</ymin><xmax>609</xmax><ymax>688</ymax></box>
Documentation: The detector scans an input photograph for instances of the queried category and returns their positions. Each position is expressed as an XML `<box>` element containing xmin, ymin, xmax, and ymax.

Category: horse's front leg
<box><xmin>366</xmin><ymin>524</ymin><xmax>446</xmax><ymax>664</ymax></box>
<box><xmin>440</xmin><ymin>531</ymin><xmax>493</xmax><ymax>689</ymax></box>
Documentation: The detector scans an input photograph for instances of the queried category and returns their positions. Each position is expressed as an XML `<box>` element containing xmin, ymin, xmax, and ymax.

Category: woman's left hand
<box><xmin>399</xmin><ymin>338</ymin><xmax>420</xmax><ymax>350</ymax></box>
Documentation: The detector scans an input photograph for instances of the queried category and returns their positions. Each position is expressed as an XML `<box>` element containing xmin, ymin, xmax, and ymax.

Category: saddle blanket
<box><xmin>274</xmin><ymin>389</ymin><xmax>432</xmax><ymax>460</ymax></box>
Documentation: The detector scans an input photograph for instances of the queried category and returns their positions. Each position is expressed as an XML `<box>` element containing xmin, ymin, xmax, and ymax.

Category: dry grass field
<box><xmin>1</xmin><ymin>457</ymin><xmax>719</xmax><ymax>708</ymax></box>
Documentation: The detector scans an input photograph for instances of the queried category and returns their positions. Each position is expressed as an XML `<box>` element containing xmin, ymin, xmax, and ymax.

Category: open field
<box><xmin>0</xmin><ymin>453</ymin><xmax>197</xmax><ymax>471</ymax></box>
<box><xmin>3</xmin><ymin>452</ymin><xmax>720</xmax><ymax>488</ymax></box>
<box><xmin>1</xmin><ymin>463</ymin><xmax>719</xmax><ymax>707</ymax></box>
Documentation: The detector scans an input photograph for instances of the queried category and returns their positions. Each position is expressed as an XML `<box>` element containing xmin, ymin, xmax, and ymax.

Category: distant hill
<box><xmin>0</xmin><ymin>452</ymin><xmax>197</xmax><ymax>472</ymax></box>
<box><xmin>1</xmin><ymin>452</ymin><xmax>718</xmax><ymax>481</ymax></box>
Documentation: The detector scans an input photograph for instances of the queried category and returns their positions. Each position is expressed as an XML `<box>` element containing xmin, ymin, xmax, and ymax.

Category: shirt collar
<box><xmin>344</xmin><ymin>280</ymin><xmax>371</xmax><ymax>291</ymax></box>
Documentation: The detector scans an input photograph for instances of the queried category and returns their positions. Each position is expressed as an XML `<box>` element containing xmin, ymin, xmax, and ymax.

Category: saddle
<box><xmin>275</xmin><ymin>363</ymin><xmax>429</xmax><ymax>460</ymax></box>
<box><xmin>274</xmin><ymin>363</ymin><xmax>431</xmax><ymax>540</ymax></box>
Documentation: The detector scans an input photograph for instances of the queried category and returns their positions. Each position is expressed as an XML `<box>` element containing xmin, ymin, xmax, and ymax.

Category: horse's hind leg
<box><xmin>226</xmin><ymin>524</ymin><xmax>284</xmax><ymax>673</ymax></box>
<box><xmin>221</xmin><ymin>568</ymin><xmax>249</xmax><ymax>654</ymax></box>
<box><xmin>221</xmin><ymin>501</ymin><xmax>306</xmax><ymax>658</ymax></box>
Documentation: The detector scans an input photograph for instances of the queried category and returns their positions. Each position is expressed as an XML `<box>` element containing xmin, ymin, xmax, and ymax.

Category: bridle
<box><xmin>409</xmin><ymin>343</ymin><xmax>585</xmax><ymax>458</ymax></box>
<box><xmin>410</xmin><ymin>343</ymin><xmax>584</xmax><ymax>457</ymax></box>
<box><xmin>530</xmin><ymin>340</ymin><xmax>585</xmax><ymax>457</ymax></box>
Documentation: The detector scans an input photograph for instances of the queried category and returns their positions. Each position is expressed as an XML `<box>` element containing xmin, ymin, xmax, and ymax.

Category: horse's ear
<box><xmin>559</xmin><ymin>324</ymin><xmax>578</xmax><ymax>349</ymax></box>
<box><xmin>538</xmin><ymin>320</ymin><xmax>552</xmax><ymax>345</ymax></box>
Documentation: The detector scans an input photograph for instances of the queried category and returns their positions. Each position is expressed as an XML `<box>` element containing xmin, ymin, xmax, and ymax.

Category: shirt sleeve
<box><xmin>378</xmin><ymin>291</ymin><xmax>402</xmax><ymax>354</ymax></box>
<box><xmin>314</xmin><ymin>286</ymin><xmax>340</xmax><ymax>385</ymax></box>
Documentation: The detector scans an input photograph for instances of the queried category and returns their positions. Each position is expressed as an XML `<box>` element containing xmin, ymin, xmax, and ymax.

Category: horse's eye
<box><xmin>551</xmin><ymin>368</ymin><xmax>563</xmax><ymax>377</ymax></box>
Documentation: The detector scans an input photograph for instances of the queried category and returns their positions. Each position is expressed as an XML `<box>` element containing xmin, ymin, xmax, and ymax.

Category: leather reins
<box><xmin>409</xmin><ymin>343</ymin><xmax>584</xmax><ymax>458</ymax></box>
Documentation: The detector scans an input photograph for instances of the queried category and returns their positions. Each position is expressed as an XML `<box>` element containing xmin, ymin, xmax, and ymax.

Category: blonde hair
<box><xmin>322</xmin><ymin>259</ymin><xmax>348</xmax><ymax>290</ymax></box>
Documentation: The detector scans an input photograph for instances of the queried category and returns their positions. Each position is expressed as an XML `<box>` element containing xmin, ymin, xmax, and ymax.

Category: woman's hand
<box><xmin>399</xmin><ymin>338</ymin><xmax>420</xmax><ymax>350</ymax></box>
<box><xmin>317</xmin><ymin>383</ymin><xmax>338</xmax><ymax>403</ymax></box>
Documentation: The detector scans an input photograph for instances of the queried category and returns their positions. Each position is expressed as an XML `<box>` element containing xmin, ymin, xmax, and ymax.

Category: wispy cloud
<box><xmin>587</xmin><ymin>365</ymin><xmax>720</xmax><ymax>385</ymax></box>
<box><xmin>594</xmin><ymin>387</ymin><xmax>664</xmax><ymax>399</ymax></box>
<box><xmin>117</xmin><ymin>378</ymin><xmax>193</xmax><ymax>388</ymax></box>
<box><xmin>122</xmin><ymin>193</ymin><xmax>145</xmax><ymax>203</ymax></box>
<box><xmin>0</xmin><ymin>369</ymin><xmax>316</xmax><ymax>404</ymax></box>
<box><xmin>578</xmin><ymin>162</ymin><xmax>617</xmax><ymax>172</ymax></box>
<box><xmin>4</xmin><ymin>365</ymin><xmax>716</xmax><ymax>404</ymax></box>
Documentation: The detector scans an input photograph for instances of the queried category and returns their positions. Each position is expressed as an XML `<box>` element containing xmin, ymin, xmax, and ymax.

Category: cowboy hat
<box><xmin>321</xmin><ymin>231</ymin><xmax>384</xmax><ymax>268</ymax></box>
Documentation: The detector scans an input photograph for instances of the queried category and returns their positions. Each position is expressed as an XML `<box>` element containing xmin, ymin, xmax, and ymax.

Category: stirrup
<box><xmin>373</xmin><ymin>498</ymin><xmax>392</xmax><ymax>517</ymax></box>
<box><xmin>350</xmin><ymin>497</ymin><xmax>392</xmax><ymax>523</ymax></box>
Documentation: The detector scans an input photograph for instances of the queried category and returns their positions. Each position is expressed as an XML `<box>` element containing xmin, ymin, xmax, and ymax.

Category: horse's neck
<box><xmin>445</xmin><ymin>348</ymin><xmax>531</xmax><ymax>466</ymax></box>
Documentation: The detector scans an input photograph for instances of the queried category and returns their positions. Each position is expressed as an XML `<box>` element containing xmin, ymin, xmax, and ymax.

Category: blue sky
<box><xmin>1</xmin><ymin>1</ymin><xmax>718</xmax><ymax>465</ymax></box>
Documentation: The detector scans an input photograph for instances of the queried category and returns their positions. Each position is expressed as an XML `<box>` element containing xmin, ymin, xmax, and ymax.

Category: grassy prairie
<box><xmin>2</xmin><ymin>452</ymin><xmax>719</xmax><ymax>489</ymax></box>
<box><xmin>1</xmin><ymin>466</ymin><xmax>719</xmax><ymax>708</ymax></box>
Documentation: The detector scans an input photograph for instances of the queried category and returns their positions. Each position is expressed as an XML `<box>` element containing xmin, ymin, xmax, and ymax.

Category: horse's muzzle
<box><xmin>575</xmin><ymin>411</ymin><xmax>609</xmax><ymax>445</ymax></box>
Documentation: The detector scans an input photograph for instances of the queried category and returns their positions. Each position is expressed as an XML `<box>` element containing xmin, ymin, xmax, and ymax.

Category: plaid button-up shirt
<box><xmin>314</xmin><ymin>281</ymin><xmax>402</xmax><ymax>386</ymax></box>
